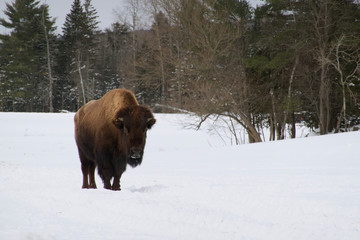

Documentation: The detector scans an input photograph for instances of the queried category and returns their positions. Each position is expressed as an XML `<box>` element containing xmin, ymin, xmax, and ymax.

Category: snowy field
<box><xmin>0</xmin><ymin>112</ymin><xmax>359</xmax><ymax>240</ymax></box>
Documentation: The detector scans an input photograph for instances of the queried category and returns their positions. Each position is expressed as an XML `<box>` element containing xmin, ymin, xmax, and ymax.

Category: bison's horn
<box><xmin>146</xmin><ymin>117</ymin><xmax>155</xmax><ymax>129</ymax></box>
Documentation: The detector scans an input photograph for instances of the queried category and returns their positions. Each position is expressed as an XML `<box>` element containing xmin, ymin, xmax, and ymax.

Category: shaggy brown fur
<box><xmin>74</xmin><ymin>89</ymin><xmax>156</xmax><ymax>190</ymax></box>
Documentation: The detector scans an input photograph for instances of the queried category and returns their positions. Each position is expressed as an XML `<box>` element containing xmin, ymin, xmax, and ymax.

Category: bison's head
<box><xmin>113</xmin><ymin>105</ymin><xmax>156</xmax><ymax>167</ymax></box>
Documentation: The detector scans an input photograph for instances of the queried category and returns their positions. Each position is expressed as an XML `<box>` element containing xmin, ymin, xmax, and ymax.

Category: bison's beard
<box><xmin>127</xmin><ymin>156</ymin><xmax>143</xmax><ymax>168</ymax></box>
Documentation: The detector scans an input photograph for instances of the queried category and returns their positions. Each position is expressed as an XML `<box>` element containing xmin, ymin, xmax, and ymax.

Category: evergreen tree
<box><xmin>94</xmin><ymin>23</ymin><xmax>130</xmax><ymax>99</ymax></box>
<box><xmin>0</xmin><ymin>0</ymin><xmax>56</xmax><ymax>111</ymax></box>
<box><xmin>83</xmin><ymin>0</ymin><xmax>100</xmax><ymax>44</ymax></box>
<box><xmin>57</xmin><ymin>0</ymin><xmax>99</xmax><ymax>110</ymax></box>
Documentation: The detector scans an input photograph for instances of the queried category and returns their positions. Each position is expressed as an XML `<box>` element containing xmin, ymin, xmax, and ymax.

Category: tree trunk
<box><xmin>280</xmin><ymin>56</ymin><xmax>298</xmax><ymax>139</ymax></box>
<box><xmin>42</xmin><ymin>9</ymin><xmax>54</xmax><ymax>112</ymax></box>
<box><xmin>153</xmin><ymin>15</ymin><xmax>166</xmax><ymax>102</ymax></box>
<box><xmin>314</xmin><ymin>1</ymin><xmax>331</xmax><ymax>135</ymax></box>
<box><xmin>291</xmin><ymin>111</ymin><xmax>296</xmax><ymax>138</ymax></box>
<box><xmin>130</xmin><ymin>0</ymin><xmax>138</xmax><ymax>91</ymax></box>
<box><xmin>237</xmin><ymin>113</ymin><xmax>262</xmax><ymax>143</ymax></box>
<box><xmin>333</xmin><ymin>35</ymin><xmax>347</xmax><ymax>133</ymax></box>
<box><xmin>76</xmin><ymin>50</ymin><xmax>86</xmax><ymax>105</ymax></box>
<box><xmin>270</xmin><ymin>88</ymin><xmax>281</xmax><ymax>139</ymax></box>
<box><xmin>319</xmin><ymin>57</ymin><xmax>329</xmax><ymax>135</ymax></box>
<box><xmin>269</xmin><ymin>115</ymin><xmax>275</xmax><ymax>141</ymax></box>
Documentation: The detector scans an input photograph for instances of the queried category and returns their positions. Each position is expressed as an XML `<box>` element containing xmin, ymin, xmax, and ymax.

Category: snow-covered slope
<box><xmin>0</xmin><ymin>112</ymin><xmax>359</xmax><ymax>240</ymax></box>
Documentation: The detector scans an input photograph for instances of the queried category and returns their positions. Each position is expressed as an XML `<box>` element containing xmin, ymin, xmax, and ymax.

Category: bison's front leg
<box><xmin>100</xmin><ymin>166</ymin><xmax>113</xmax><ymax>190</ymax></box>
<box><xmin>112</xmin><ymin>177</ymin><xmax>121</xmax><ymax>191</ymax></box>
<box><xmin>103</xmin><ymin>173</ymin><xmax>112</xmax><ymax>190</ymax></box>
<box><xmin>111</xmin><ymin>155</ymin><xmax>127</xmax><ymax>191</ymax></box>
<box><xmin>95</xmin><ymin>150</ymin><xmax>114</xmax><ymax>190</ymax></box>
<box><xmin>111</xmin><ymin>172</ymin><xmax>124</xmax><ymax>191</ymax></box>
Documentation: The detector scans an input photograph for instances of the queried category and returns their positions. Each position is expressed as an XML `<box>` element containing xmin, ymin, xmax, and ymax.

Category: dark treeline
<box><xmin>0</xmin><ymin>0</ymin><xmax>359</xmax><ymax>141</ymax></box>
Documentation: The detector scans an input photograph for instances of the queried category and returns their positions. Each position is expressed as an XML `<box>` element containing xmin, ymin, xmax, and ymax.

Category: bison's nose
<box><xmin>130</xmin><ymin>149</ymin><xmax>142</xmax><ymax>159</ymax></box>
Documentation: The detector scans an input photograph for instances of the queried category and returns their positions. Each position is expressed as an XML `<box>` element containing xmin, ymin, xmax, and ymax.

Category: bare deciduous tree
<box><xmin>328</xmin><ymin>35</ymin><xmax>360</xmax><ymax>132</ymax></box>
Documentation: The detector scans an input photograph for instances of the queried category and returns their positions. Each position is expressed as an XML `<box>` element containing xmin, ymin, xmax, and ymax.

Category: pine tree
<box><xmin>58</xmin><ymin>0</ymin><xmax>99</xmax><ymax>109</ymax></box>
<box><xmin>62</xmin><ymin>0</ymin><xmax>86</xmax><ymax>47</ymax></box>
<box><xmin>83</xmin><ymin>0</ymin><xmax>99</xmax><ymax>99</ymax></box>
<box><xmin>83</xmin><ymin>0</ymin><xmax>99</xmax><ymax>45</ymax></box>
<box><xmin>95</xmin><ymin>23</ymin><xmax>130</xmax><ymax>99</ymax></box>
<box><xmin>0</xmin><ymin>0</ymin><xmax>56</xmax><ymax>111</ymax></box>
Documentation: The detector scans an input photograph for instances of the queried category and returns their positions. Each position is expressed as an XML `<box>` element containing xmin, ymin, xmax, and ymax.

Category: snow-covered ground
<box><xmin>0</xmin><ymin>112</ymin><xmax>359</xmax><ymax>240</ymax></box>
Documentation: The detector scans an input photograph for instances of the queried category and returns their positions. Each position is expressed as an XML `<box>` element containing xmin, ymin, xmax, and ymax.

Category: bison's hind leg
<box><xmin>79</xmin><ymin>150</ymin><xmax>97</xmax><ymax>189</ymax></box>
<box><xmin>81</xmin><ymin>162</ymin><xmax>90</xmax><ymax>189</ymax></box>
<box><xmin>88</xmin><ymin>161</ymin><xmax>97</xmax><ymax>189</ymax></box>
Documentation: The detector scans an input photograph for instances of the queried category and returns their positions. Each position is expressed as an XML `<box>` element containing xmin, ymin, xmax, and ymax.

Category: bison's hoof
<box><xmin>111</xmin><ymin>186</ymin><xmax>121</xmax><ymax>191</ymax></box>
<box><xmin>82</xmin><ymin>184</ymin><xmax>97</xmax><ymax>189</ymax></box>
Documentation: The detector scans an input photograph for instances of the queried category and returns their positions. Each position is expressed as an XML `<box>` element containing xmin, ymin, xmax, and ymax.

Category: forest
<box><xmin>0</xmin><ymin>0</ymin><xmax>359</xmax><ymax>142</ymax></box>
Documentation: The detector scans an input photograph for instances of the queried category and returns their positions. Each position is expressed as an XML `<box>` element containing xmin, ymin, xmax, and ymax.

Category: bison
<box><xmin>74</xmin><ymin>89</ymin><xmax>156</xmax><ymax>191</ymax></box>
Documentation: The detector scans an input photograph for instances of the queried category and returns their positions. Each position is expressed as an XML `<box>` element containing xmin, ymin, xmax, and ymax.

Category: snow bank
<box><xmin>0</xmin><ymin>112</ymin><xmax>359</xmax><ymax>240</ymax></box>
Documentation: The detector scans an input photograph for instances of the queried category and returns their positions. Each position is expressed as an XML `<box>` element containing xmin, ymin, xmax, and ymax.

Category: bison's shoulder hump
<box><xmin>101</xmin><ymin>89</ymin><xmax>139</xmax><ymax>117</ymax></box>
<box><xmin>105</xmin><ymin>89</ymin><xmax>138</xmax><ymax>105</ymax></box>
<box><xmin>75</xmin><ymin>89</ymin><xmax>140</xmax><ymax>126</ymax></box>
